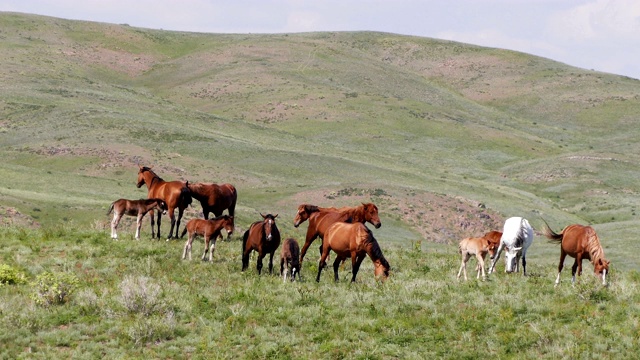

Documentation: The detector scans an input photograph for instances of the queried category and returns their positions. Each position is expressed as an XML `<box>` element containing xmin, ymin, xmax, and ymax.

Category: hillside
<box><xmin>1</xmin><ymin>12</ymin><xmax>640</xmax><ymax>270</ymax></box>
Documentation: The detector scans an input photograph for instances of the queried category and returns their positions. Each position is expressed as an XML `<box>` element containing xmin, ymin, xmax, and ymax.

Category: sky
<box><xmin>1</xmin><ymin>0</ymin><xmax>639</xmax><ymax>79</ymax></box>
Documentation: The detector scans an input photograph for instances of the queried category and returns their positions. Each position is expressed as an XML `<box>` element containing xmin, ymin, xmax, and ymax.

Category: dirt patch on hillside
<box><xmin>288</xmin><ymin>187</ymin><xmax>504</xmax><ymax>245</ymax></box>
<box><xmin>0</xmin><ymin>206</ymin><xmax>40</xmax><ymax>228</ymax></box>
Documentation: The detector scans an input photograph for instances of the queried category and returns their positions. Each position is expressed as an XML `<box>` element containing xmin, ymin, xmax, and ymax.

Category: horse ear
<box><xmin>260</xmin><ymin>213</ymin><xmax>266</xmax><ymax>219</ymax></box>
<box><xmin>274</xmin><ymin>214</ymin><xmax>278</xmax><ymax>219</ymax></box>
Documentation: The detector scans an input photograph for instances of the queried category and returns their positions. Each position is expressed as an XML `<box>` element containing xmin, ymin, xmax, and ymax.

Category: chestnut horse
<box><xmin>316</xmin><ymin>222</ymin><xmax>390</xmax><ymax>283</ymax></box>
<box><xmin>280</xmin><ymin>238</ymin><xmax>301</xmax><ymax>282</ymax></box>
<box><xmin>181</xmin><ymin>215</ymin><xmax>235</xmax><ymax>262</ymax></box>
<box><xmin>136</xmin><ymin>166</ymin><xmax>192</xmax><ymax>240</ymax></box>
<box><xmin>107</xmin><ymin>198</ymin><xmax>167</xmax><ymax>239</ymax></box>
<box><xmin>457</xmin><ymin>237</ymin><xmax>496</xmax><ymax>281</ymax></box>
<box><xmin>542</xmin><ymin>221</ymin><xmax>610</xmax><ymax>286</ymax></box>
<box><xmin>187</xmin><ymin>182</ymin><xmax>237</xmax><ymax>219</ymax></box>
<box><xmin>242</xmin><ymin>213</ymin><xmax>281</xmax><ymax>275</ymax></box>
<box><xmin>293</xmin><ymin>203</ymin><xmax>382</xmax><ymax>269</ymax></box>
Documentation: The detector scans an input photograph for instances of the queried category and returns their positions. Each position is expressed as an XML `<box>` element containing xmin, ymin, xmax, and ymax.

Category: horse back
<box><xmin>459</xmin><ymin>237</ymin><xmax>489</xmax><ymax>255</ymax></box>
<box><xmin>560</xmin><ymin>224</ymin><xmax>594</xmax><ymax>255</ymax></box>
<box><xmin>326</xmin><ymin>222</ymin><xmax>369</xmax><ymax>255</ymax></box>
<box><xmin>311</xmin><ymin>210</ymin><xmax>351</xmax><ymax>238</ymax></box>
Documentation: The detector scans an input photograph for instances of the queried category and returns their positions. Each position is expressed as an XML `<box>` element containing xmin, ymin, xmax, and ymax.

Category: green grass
<box><xmin>0</xmin><ymin>226</ymin><xmax>638</xmax><ymax>359</ymax></box>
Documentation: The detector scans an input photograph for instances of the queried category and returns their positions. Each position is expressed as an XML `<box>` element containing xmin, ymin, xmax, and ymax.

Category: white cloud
<box><xmin>548</xmin><ymin>0</ymin><xmax>640</xmax><ymax>41</ymax></box>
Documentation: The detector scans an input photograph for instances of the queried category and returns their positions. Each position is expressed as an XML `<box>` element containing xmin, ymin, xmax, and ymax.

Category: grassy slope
<box><xmin>1</xmin><ymin>12</ymin><xmax>640</xmax><ymax>267</ymax></box>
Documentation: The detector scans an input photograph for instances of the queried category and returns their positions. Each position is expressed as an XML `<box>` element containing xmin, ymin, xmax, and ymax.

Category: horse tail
<box><xmin>180</xmin><ymin>226</ymin><xmax>188</xmax><ymax>239</ymax></box>
<box><xmin>541</xmin><ymin>218</ymin><xmax>563</xmax><ymax>244</ymax></box>
<box><xmin>106</xmin><ymin>202</ymin><xmax>114</xmax><ymax>216</ymax></box>
<box><xmin>180</xmin><ymin>182</ymin><xmax>192</xmax><ymax>208</ymax></box>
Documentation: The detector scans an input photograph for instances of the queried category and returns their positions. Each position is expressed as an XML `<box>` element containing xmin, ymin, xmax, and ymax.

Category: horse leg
<box><xmin>202</xmin><ymin>235</ymin><xmax>210</xmax><ymax>261</ymax></box>
<box><xmin>242</xmin><ymin>248</ymin><xmax>251</xmax><ymax>272</ymax></box>
<box><xmin>182</xmin><ymin>234</ymin><xmax>193</xmax><ymax>260</ymax></box>
<box><xmin>457</xmin><ymin>253</ymin><xmax>469</xmax><ymax>280</ymax></box>
<box><xmin>332</xmin><ymin>256</ymin><xmax>343</xmax><ymax>282</ymax></box>
<box><xmin>155</xmin><ymin>210</ymin><xmax>162</xmax><ymax>240</ymax></box>
<box><xmin>135</xmin><ymin>214</ymin><xmax>143</xmax><ymax>240</ymax></box>
<box><xmin>488</xmin><ymin>243</ymin><xmax>505</xmax><ymax>274</ymax></box>
<box><xmin>268</xmin><ymin>251</ymin><xmax>275</xmax><ymax>274</ymax></box>
<box><xmin>257</xmin><ymin>253</ymin><xmax>265</xmax><ymax>275</ymax></box>
<box><xmin>299</xmin><ymin>231</ymin><xmax>318</xmax><ymax>266</ymax></box>
<box><xmin>174</xmin><ymin>207</ymin><xmax>185</xmax><ymax>239</ymax></box>
<box><xmin>476</xmin><ymin>253</ymin><xmax>486</xmax><ymax>281</ymax></box>
<box><xmin>111</xmin><ymin>212</ymin><xmax>122</xmax><ymax>239</ymax></box>
<box><xmin>281</xmin><ymin>257</ymin><xmax>287</xmax><ymax>282</ymax></box>
<box><xmin>316</xmin><ymin>247</ymin><xmax>330</xmax><ymax>282</ymax></box>
<box><xmin>209</xmin><ymin>238</ymin><xmax>217</xmax><ymax>262</ymax></box>
<box><xmin>522</xmin><ymin>252</ymin><xmax>527</xmax><ymax>276</ymax></box>
<box><xmin>555</xmin><ymin>251</ymin><xmax>567</xmax><ymax>286</ymax></box>
<box><xmin>350</xmin><ymin>253</ymin><xmax>366</xmax><ymax>283</ymax></box>
<box><xmin>571</xmin><ymin>259</ymin><xmax>579</xmax><ymax>285</ymax></box>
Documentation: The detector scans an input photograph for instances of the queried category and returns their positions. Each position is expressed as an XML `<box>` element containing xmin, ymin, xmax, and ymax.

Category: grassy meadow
<box><xmin>1</xmin><ymin>12</ymin><xmax>640</xmax><ymax>358</ymax></box>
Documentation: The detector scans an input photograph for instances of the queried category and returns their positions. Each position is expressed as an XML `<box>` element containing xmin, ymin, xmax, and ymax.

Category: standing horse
<box><xmin>488</xmin><ymin>217</ymin><xmax>534</xmax><ymax>275</ymax></box>
<box><xmin>316</xmin><ymin>222</ymin><xmax>390</xmax><ymax>283</ymax></box>
<box><xmin>242</xmin><ymin>213</ymin><xmax>281</xmax><ymax>275</ymax></box>
<box><xmin>187</xmin><ymin>182</ymin><xmax>237</xmax><ymax>220</ymax></box>
<box><xmin>457</xmin><ymin>237</ymin><xmax>495</xmax><ymax>281</ymax></box>
<box><xmin>280</xmin><ymin>238</ymin><xmax>301</xmax><ymax>282</ymax></box>
<box><xmin>107</xmin><ymin>198</ymin><xmax>167</xmax><ymax>239</ymax></box>
<box><xmin>293</xmin><ymin>203</ymin><xmax>382</xmax><ymax>268</ymax></box>
<box><xmin>136</xmin><ymin>166</ymin><xmax>192</xmax><ymax>240</ymax></box>
<box><xmin>181</xmin><ymin>215</ymin><xmax>235</xmax><ymax>262</ymax></box>
<box><xmin>542</xmin><ymin>221</ymin><xmax>610</xmax><ymax>286</ymax></box>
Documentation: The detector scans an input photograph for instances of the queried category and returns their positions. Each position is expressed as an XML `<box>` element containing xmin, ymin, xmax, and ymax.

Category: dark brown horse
<box><xmin>187</xmin><ymin>182</ymin><xmax>237</xmax><ymax>219</ymax></box>
<box><xmin>242</xmin><ymin>213</ymin><xmax>281</xmax><ymax>275</ymax></box>
<box><xmin>280</xmin><ymin>238</ymin><xmax>300</xmax><ymax>282</ymax></box>
<box><xmin>542</xmin><ymin>222</ymin><xmax>610</xmax><ymax>286</ymax></box>
<box><xmin>107</xmin><ymin>198</ymin><xmax>167</xmax><ymax>239</ymax></box>
<box><xmin>136</xmin><ymin>166</ymin><xmax>192</xmax><ymax>240</ymax></box>
<box><xmin>316</xmin><ymin>222</ymin><xmax>389</xmax><ymax>283</ymax></box>
<box><xmin>181</xmin><ymin>215</ymin><xmax>235</xmax><ymax>262</ymax></box>
<box><xmin>293</xmin><ymin>203</ymin><xmax>382</xmax><ymax>268</ymax></box>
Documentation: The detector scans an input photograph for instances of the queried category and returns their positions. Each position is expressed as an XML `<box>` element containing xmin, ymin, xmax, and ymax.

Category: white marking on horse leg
<box><xmin>135</xmin><ymin>215</ymin><xmax>142</xmax><ymax>240</ymax></box>
<box><xmin>602</xmin><ymin>269</ymin><xmax>607</xmax><ymax>286</ymax></box>
<box><xmin>182</xmin><ymin>239</ymin><xmax>189</xmax><ymax>260</ymax></box>
<box><xmin>209</xmin><ymin>241</ymin><xmax>216</xmax><ymax>262</ymax></box>
<box><xmin>283</xmin><ymin>268</ymin><xmax>288</xmax><ymax>283</ymax></box>
<box><xmin>555</xmin><ymin>273</ymin><xmax>561</xmax><ymax>287</ymax></box>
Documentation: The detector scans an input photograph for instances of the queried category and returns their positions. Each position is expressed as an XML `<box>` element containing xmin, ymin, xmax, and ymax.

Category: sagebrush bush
<box><xmin>0</xmin><ymin>264</ymin><xmax>27</xmax><ymax>286</ymax></box>
<box><xmin>119</xmin><ymin>275</ymin><xmax>164</xmax><ymax>316</ymax></box>
<box><xmin>30</xmin><ymin>271</ymin><xmax>79</xmax><ymax>306</ymax></box>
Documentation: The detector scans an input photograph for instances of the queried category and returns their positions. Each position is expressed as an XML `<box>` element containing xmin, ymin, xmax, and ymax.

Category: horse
<box><xmin>316</xmin><ymin>222</ymin><xmax>390</xmax><ymax>283</ymax></box>
<box><xmin>242</xmin><ymin>213</ymin><xmax>281</xmax><ymax>275</ymax></box>
<box><xmin>488</xmin><ymin>217</ymin><xmax>534</xmax><ymax>275</ymax></box>
<box><xmin>136</xmin><ymin>166</ymin><xmax>192</xmax><ymax>240</ymax></box>
<box><xmin>280</xmin><ymin>238</ymin><xmax>301</xmax><ymax>282</ymax></box>
<box><xmin>293</xmin><ymin>203</ymin><xmax>382</xmax><ymax>268</ymax></box>
<box><xmin>542</xmin><ymin>221</ymin><xmax>610</xmax><ymax>286</ymax></box>
<box><xmin>107</xmin><ymin>198</ymin><xmax>167</xmax><ymax>239</ymax></box>
<box><xmin>457</xmin><ymin>237</ymin><xmax>495</xmax><ymax>281</ymax></box>
<box><xmin>181</xmin><ymin>215</ymin><xmax>235</xmax><ymax>262</ymax></box>
<box><xmin>187</xmin><ymin>182</ymin><xmax>237</xmax><ymax>220</ymax></box>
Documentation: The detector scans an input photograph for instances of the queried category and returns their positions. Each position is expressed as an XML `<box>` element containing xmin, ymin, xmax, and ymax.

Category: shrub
<box><xmin>119</xmin><ymin>275</ymin><xmax>163</xmax><ymax>316</ymax></box>
<box><xmin>30</xmin><ymin>271</ymin><xmax>79</xmax><ymax>306</ymax></box>
<box><xmin>0</xmin><ymin>264</ymin><xmax>27</xmax><ymax>286</ymax></box>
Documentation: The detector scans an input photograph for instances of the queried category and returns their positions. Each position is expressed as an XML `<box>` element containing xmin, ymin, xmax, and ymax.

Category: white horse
<box><xmin>488</xmin><ymin>217</ymin><xmax>534</xmax><ymax>275</ymax></box>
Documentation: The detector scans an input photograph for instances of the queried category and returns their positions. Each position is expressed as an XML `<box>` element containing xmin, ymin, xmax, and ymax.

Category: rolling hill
<box><xmin>1</xmin><ymin>12</ymin><xmax>639</xmax><ymax>270</ymax></box>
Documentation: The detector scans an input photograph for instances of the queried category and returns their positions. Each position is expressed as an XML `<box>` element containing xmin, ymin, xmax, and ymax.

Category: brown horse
<box><xmin>542</xmin><ymin>222</ymin><xmax>610</xmax><ymax>286</ymax></box>
<box><xmin>107</xmin><ymin>198</ymin><xmax>167</xmax><ymax>239</ymax></box>
<box><xmin>457</xmin><ymin>237</ymin><xmax>493</xmax><ymax>281</ymax></box>
<box><xmin>316</xmin><ymin>222</ymin><xmax>390</xmax><ymax>283</ymax></box>
<box><xmin>136</xmin><ymin>166</ymin><xmax>192</xmax><ymax>240</ymax></box>
<box><xmin>294</xmin><ymin>203</ymin><xmax>382</xmax><ymax>268</ymax></box>
<box><xmin>242</xmin><ymin>213</ymin><xmax>281</xmax><ymax>275</ymax></box>
<box><xmin>181</xmin><ymin>215</ymin><xmax>235</xmax><ymax>262</ymax></box>
<box><xmin>280</xmin><ymin>238</ymin><xmax>301</xmax><ymax>282</ymax></box>
<box><xmin>187</xmin><ymin>182</ymin><xmax>237</xmax><ymax>219</ymax></box>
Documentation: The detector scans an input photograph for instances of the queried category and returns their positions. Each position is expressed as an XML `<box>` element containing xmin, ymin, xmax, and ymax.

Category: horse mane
<box><xmin>141</xmin><ymin>166</ymin><xmax>164</xmax><ymax>183</ymax></box>
<box><xmin>302</xmin><ymin>204</ymin><xmax>320</xmax><ymax>213</ymax></box>
<box><xmin>585</xmin><ymin>227</ymin><xmax>606</xmax><ymax>263</ymax></box>
<box><xmin>364</xmin><ymin>229</ymin><xmax>386</xmax><ymax>264</ymax></box>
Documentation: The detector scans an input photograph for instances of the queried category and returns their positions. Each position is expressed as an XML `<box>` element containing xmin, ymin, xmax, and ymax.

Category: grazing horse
<box><xmin>187</xmin><ymin>182</ymin><xmax>237</xmax><ymax>219</ymax></box>
<box><xmin>107</xmin><ymin>198</ymin><xmax>167</xmax><ymax>239</ymax></box>
<box><xmin>316</xmin><ymin>222</ymin><xmax>390</xmax><ymax>283</ymax></box>
<box><xmin>136</xmin><ymin>166</ymin><xmax>192</xmax><ymax>240</ymax></box>
<box><xmin>457</xmin><ymin>237</ymin><xmax>495</xmax><ymax>281</ymax></box>
<box><xmin>542</xmin><ymin>222</ymin><xmax>610</xmax><ymax>286</ymax></box>
<box><xmin>293</xmin><ymin>203</ymin><xmax>382</xmax><ymax>268</ymax></box>
<box><xmin>280</xmin><ymin>238</ymin><xmax>301</xmax><ymax>282</ymax></box>
<box><xmin>181</xmin><ymin>215</ymin><xmax>235</xmax><ymax>262</ymax></box>
<box><xmin>488</xmin><ymin>217</ymin><xmax>534</xmax><ymax>275</ymax></box>
<box><xmin>242</xmin><ymin>213</ymin><xmax>281</xmax><ymax>275</ymax></box>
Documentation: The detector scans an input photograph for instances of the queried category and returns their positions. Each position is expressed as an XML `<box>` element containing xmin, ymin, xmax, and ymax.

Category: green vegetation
<box><xmin>1</xmin><ymin>227</ymin><xmax>637</xmax><ymax>358</ymax></box>
<box><xmin>1</xmin><ymin>12</ymin><xmax>639</xmax><ymax>357</ymax></box>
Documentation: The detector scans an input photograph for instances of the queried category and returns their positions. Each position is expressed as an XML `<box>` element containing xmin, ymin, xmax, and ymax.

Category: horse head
<box><xmin>595</xmin><ymin>258</ymin><xmax>610</xmax><ymax>285</ymax></box>
<box><xmin>374</xmin><ymin>257</ymin><xmax>390</xmax><ymax>281</ymax></box>
<box><xmin>362</xmin><ymin>203</ymin><xmax>382</xmax><ymax>229</ymax></box>
<box><xmin>224</xmin><ymin>215</ymin><xmax>235</xmax><ymax>239</ymax></box>
<box><xmin>260</xmin><ymin>213</ymin><xmax>278</xmax><ymax>241</ymax></box>
<box><xmin>293</xmin><ymin>204</ymin><xmax>318</xmax><ymax>227</ymax></box>
<box><xmin>136</xmin><ymin>166</ymin><xmax>153</xmax><ymax>188</ymax></box>
<box><xmin>504</xmin><ymin>246</ymin><xmax>522</xmax><ymax>273</ymax></box>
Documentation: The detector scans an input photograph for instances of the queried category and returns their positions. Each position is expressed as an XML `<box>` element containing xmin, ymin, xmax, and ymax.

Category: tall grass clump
<box><xmin>119</xmin><ymin>275</ymin><xmax>164</xmax><ymax>316</ymax></box>
<box><xmin>0</xmin><ymin>264</ymin><xmax>27</xmax><ymax>285</ymax></box>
